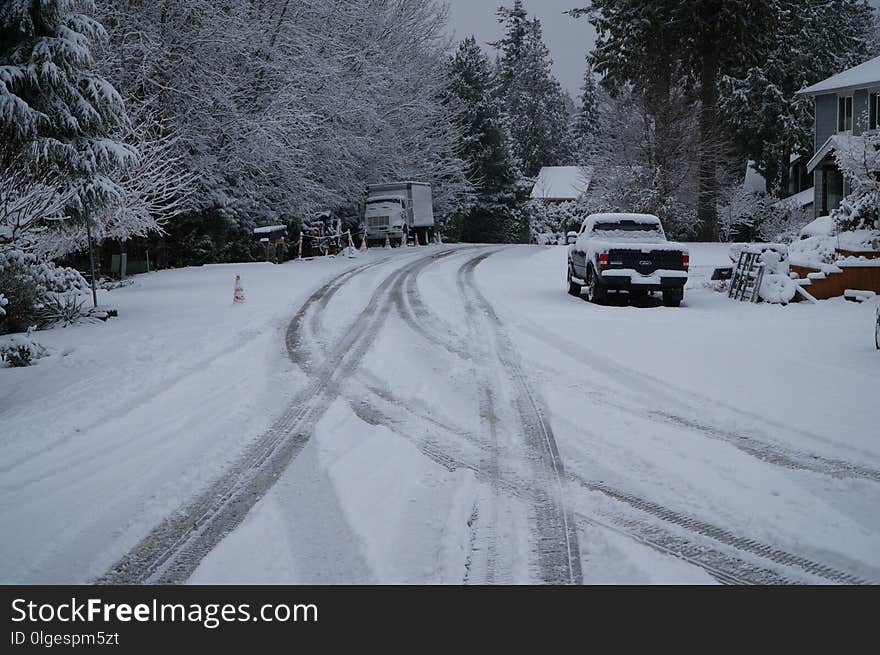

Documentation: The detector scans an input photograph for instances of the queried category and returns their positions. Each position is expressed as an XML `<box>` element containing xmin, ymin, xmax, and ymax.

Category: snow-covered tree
<box><xmin>581</xmin><ymin>0</ymin><xmax>778</xmax><ymax>240</ymax></box>
<box><xmin>831</xmin><ymin>124</ymin><xmax>880</xmax><ymax>232</ymax></box>
<box><xmin>720</xmin><ymin>0</ymin><xmax>875</xmax><ymax>194</ymax></box>
<box><xmin>572</xmin><ymin>58</ymin><xmax>601</xmax><ymax>164</ymax></box>
<box><xmin>96</xmin><ymin>0</ymin><xmax>467</xmax><ymax>263</ymax></box>
<box><xmin>446</xmin><ymin>37</ymin><xmax>521</xmax><ymax>243</ymax></box>
<box><xmin>0</xmin><ymin>146</ymin><xmax>72</xmax><ymax>252</ymax></box>
<box><xmin>494</xmin><ymin>5</ymin><xmax>574</xmax><ymax>177</ymax></box>
<box><xmin>0</xmin><ymin>0</ymin><xmax>134</xmax><ymax>223</ymax></box>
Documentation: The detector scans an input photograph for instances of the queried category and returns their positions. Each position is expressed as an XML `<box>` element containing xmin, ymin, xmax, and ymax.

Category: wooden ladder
<box><xmin>728</xmin><ymin>251</ymin><xmax>766</xmax><ymax>302</ymax></box>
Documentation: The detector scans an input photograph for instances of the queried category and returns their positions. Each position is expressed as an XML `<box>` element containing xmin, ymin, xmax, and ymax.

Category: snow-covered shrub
<box><xmin>0</xmin><ymin>249</ymin><xmax>88</xmax><ymax>334</ymax></box>
<box><xmin>525</xmin><ymin>201</ymin><xmax>587</xmax><ymax>245</ymax></box>
<box><xmin>718</xmin><ymin>187</ymin><xmax>808</xmax><ymax>243</ymax></box>
<box><xmin>0</xmin><ymin>334</ymin><xmax>48</xmax><ymax>368</ymax></box>
<box><xmin>831</xmin><ymin>126</ymin><xmax>880</xmax><ymax>232</ymax></box>
<box><xmin>788</xmin><ymin>234</ymin><xmax>837</xmax><ymax>267</ymax></box>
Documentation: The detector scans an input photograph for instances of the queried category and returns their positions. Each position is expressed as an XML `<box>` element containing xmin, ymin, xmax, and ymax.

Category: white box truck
<box><xmin>363</xmin><ymin>182</ymin><xmax>435</xmax><ymax>246</ymax></box>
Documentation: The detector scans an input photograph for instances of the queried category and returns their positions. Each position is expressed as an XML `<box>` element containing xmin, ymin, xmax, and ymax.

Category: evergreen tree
<box><xmin>584</xmin><ymin>0</ymin><xmax>777</xmax><ymax>241</ymax></box>
<box><xmin>573</xmin><ymin>58</ymin><xmax>601</xmax><ymax>163</ymax></box>
<box><xmin>447</xmin><ymin>37</ymin><xmax>521</xmax><ymax>243</ymax></box>
<box><xmin>0</xmin><ymin>0</ymin><xmax>132</xmax><ymax>219</ymax></box>
<box><xmin>720</xmin><ymin>0</ymin><xmax>875</xmax><ymax>194</ymax></box>
<box><xmin>494</xmin><ymin>9</ymin><xmax>573</xmax><ymax>177</ymax></box>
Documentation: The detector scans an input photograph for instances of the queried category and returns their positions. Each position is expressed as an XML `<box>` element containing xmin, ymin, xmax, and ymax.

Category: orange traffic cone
<box><xmin>414</xmin><ymin>231</ymin><xmax>420</xmax><ymax>247</ymax></box>
<box><xmin>360</xmin><ymin>233</ymin><xmax>368</xmax><ymax>252</ymax></box>
<box><xmin>233</xmin><ymin>275</ymin><xmax>246</xmax><ymax>303</ymax></box>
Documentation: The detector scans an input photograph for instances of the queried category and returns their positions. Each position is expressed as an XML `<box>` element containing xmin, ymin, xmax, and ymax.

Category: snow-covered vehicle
<box><xmin>362</xmin><ymin>182</ymin><xmax>434</xmax><ymax>247</ymax></box>
<box><xmin>566</xmin><ymin>213</ymin><xmax>689</xmax><ymax>307</ymax></box>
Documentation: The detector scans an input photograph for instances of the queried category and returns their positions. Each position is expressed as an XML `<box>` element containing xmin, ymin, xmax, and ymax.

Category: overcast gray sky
<box><xmin>444</xmin><ymin>0</ymin><xmax>596</xmax><ymax>98</ymax></box>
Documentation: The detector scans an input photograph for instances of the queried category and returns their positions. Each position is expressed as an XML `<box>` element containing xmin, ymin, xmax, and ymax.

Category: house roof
<box><xmin>743</xmin><ymin>160</ymin><xmax>766</xmax><ymax>194</ymax></box>
<box><xmin>805</xmin><ymin>133</ymin><xmax>865</xmax><ymax>173</ymax></box>
<box><xmin>530</xmin><ymin>166</ymin><xmax>591</xmax><ymax>200</ymax></box>
<box><xmin>772</xmin><ymin>186</ymin><xmax>814</xmax><ymax>211</ymax></box>
<box><xmin>797</xmin><ymin>55</ymin><xmax>880</xmax><ymax>96</ymax></box>
<box><xmin>253</xmin><ymin>225</ymin><xmax>287</xmax><ymax>235</ymax></box>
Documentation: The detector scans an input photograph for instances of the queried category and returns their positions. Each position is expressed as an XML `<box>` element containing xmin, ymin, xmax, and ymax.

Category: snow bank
<box><xmin>799</xmin><ymin>216</ymin><xmax>834</xmax><ymax>238</ymax></box>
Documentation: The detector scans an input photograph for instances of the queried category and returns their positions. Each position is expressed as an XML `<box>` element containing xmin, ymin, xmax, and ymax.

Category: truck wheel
<box><xmin>585</xmin><ymin>267</ymin><xmax>606</xmax><ymax>304</ymax></box>
<box><xmin>662</xmin><ymin>289</ymin><xmax>683</xmax><ymax>307</ymax></box>
<box><xmin>567</xmin><ymin>265</ymin><xmax>581</xmax><ymax>296</ymax></box>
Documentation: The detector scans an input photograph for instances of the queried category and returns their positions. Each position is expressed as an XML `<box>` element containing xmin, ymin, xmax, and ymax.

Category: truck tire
<box><xmin>662</xmin><ymin>289</ymin><xmax>683</xmax><ymax>307</ymax></box>
<box><xmin>567</xmin><ymin>264</ymin><xmax>581</xmax><ymax>296</ymax></box>
<box><xmin>585</xmin><ymin>267</ymin><xmax>606</xmax><ymax>304</ymax></box>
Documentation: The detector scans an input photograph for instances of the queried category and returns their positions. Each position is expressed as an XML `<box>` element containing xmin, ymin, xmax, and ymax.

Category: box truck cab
<box><xmin>363</xmin><ymin>182</ymin><xmax>434</xmax><ymax>246</ymax></box>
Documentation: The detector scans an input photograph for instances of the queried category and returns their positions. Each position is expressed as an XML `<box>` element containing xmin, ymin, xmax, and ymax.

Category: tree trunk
<box><xmin>697</xmin><ymin>49</ymin><xmax>719</xmax><ymax>241</ymax></box>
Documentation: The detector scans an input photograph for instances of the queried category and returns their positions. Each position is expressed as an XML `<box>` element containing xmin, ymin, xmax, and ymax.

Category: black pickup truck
<box><xmin>566</xmin><ymin>213</ymin><xmax>689</xmax><ymax>307</ymax></box>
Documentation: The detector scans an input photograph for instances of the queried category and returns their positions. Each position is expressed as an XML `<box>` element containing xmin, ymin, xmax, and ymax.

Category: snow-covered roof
<box><xmin>806</xmin><ymin>133</ymin><xmax>864</xmax><ymax>173</ymax></box>
<box><xmin>798</xmin><ymin>55</ymin><xmax>880</xmax><ymax>96</ymax></box>
<box><xmin>253</xmin><ymin>225</ymin><xmax>286</xmax><ymax>234</ymax></box>
<box><xmin>743</xmin><ymin>161</ymin><xmax>766</xmax><ymax>194</ymax></box>
<box><xmin>530</xmin><ymin>166</ymin><xmax>591</xmax><ymax>200</ymax></box>
<box><xmin>772</xmin><ymin>186</ymin><xmax>814</xmax><ymax>211</ymax></box>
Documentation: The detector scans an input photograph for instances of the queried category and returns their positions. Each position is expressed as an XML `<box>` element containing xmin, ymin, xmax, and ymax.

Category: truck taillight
<box><xmin>682</xmin><ymin>254</ymin><xmax>690</xmax><ymax>271</ymax></box>
<box><xmin>599</xmin><ymin>253</ymin><xmax>609</xmax><ymax>269</ymax></box>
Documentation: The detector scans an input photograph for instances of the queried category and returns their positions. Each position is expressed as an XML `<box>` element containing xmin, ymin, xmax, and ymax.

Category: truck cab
<box><xmin>363</xmin><ymin>182</ymin><xmax>435</xmax><ymax>246</ymax></box>
<box><xmin>364</xmin><ymin>194</ymin><xmax>408</xmax><ymax>246</ymax></box>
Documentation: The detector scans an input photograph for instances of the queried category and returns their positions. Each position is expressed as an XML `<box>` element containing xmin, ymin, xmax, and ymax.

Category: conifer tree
<box><xmin>494</xmin><ymin>7</ymin><xmax>573</xmax><ymax>177</ymax></box>
<box><xmin>573</xmin><ymin>58</ymin><xmax>601</xmax><ymax>163</ymax></box>
<box><xmin>0</xmin><ymin>0</ymin><xmax>133</xmax><ymax>217</ymax></box>
<box><xmin>447</xmin><ymin>37</ymin><xmax>521</xmax><ymax>243</ymax></box>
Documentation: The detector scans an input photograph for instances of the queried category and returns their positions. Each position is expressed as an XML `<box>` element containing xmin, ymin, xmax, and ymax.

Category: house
<box><xmin>742</xmin><ymin>157</ymin><xmax>814</xmax><ymax>215</ymax></box>
<box><xmin>797</xmin><ymin>55</ymin><xmax>880</xmax><ymax>218</ymax></box>
<box><xmin>530</xmin><ymin>166</ymin><xmax>591</xmax><ymax>204</ymax></box>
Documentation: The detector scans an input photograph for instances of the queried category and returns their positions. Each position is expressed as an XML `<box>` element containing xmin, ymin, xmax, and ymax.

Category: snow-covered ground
<box><xmin>2</xmin><ymin>244</ymin><xmax>878</xmax><ymax>584</ymax></box>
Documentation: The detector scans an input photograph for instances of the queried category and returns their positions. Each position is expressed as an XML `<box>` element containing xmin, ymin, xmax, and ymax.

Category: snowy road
<box><xmin>2</xmin><ymin>245</ymin><xmax>879</xmax><ymax>584</ymax></box>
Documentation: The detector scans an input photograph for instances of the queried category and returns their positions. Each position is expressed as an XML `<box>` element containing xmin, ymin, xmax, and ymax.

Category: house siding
<box><xmin>814</xmin><ymin>93</ymin><xmax>837</xmax><ymax>150</ymax></box>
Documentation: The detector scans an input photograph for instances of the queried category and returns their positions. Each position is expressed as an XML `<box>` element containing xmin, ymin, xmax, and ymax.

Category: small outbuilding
<box><xmin>530</xmin><ymin>166</ymin><xmax>592</xmax><ymax>205</ymax></box>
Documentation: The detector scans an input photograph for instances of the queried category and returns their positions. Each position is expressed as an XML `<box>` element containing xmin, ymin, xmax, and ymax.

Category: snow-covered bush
<box><xmin>525</xmin><ymin>201</ymin><xmax>586</xmax><ymax>245</ymax></box>
<box><xmin>718</xmin><ymin>187</ymin><xmax>808</xmax><ymax>243</ymax></box>
<box><xmin>0</xmin><ymin>334</ymin><xmax>48</xmax><ymax>368</ymax></box>
<box><xmin>788</xmin><ymin>234</ymin><xmax>837</xmax><ymax>266</ymax></box>
<box><xmin>831</xmin><ymin>126</ymin><xmax>880</xmax><ymax>232</ymax></box>
<box><xmin>0</xmin><ymin>249</ymin><xmax>88</xmax><ymax>334</ymax></box>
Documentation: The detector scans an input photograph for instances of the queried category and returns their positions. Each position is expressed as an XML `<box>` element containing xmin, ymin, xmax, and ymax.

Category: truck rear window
<box><xmin>593</xmin><ymin>222</ymin><xmax>660</xmax><ymax>232</ymax></box>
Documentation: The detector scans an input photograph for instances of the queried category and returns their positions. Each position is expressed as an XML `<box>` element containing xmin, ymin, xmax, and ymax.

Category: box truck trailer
<box><xmin>363</xmin><ymin>182</ymin><xmax>435</xmax><ymax>247</ymax></box>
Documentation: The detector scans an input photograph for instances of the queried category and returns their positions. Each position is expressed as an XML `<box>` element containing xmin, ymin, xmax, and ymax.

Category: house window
<box><xmin>871</xmin><ymin>92</ymin><xmax>879</xmax><ymax>130</ymax></box>
<box><xmin>838</xmin><ymin>95</ymin><xmax>853</xmax><ymax>132</ymax></box>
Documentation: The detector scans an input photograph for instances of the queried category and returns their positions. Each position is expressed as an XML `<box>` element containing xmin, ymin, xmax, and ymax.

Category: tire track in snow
<box><xmin>569</xmin><ymin>473</ymin><xmax>879</xmax><ymax>585</ymax></box>
<box><xmin>97</xmin><ymin>252</ymin><xmax>444</xmax><ymax>584</ymax></box>
<box><xmin>516</xmin><ymin>321</ymin><xmax>880</xmax><ymax>484</ymax></box>
<box><xmin>457</xmin><ymin>250</ymin><xmax>582</xmax><ymax>585</ymax></box>
<box><xmin>395</xmin><ymin>248</ymin><xmax>879</xmax><ymax>585</ymax></box>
